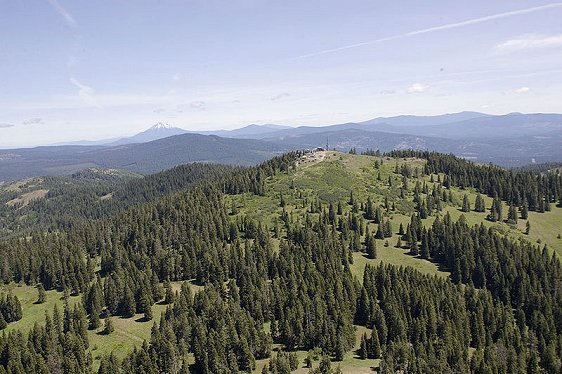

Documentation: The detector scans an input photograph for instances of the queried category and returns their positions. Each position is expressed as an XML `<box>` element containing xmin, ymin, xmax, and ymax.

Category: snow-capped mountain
<box><xmin>112</xmin><ymin>123</ymin><xmax>188</xmax><ymax>145</ymax></box>
<box><xmin>150</xmin><ymin>122</ymin><xmax>175</xmax><ymax>130</ymax></box>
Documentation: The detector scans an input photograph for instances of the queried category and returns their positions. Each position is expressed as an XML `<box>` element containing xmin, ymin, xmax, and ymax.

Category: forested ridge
<box><xmin>1</xmin><ymin>150</ymin><xmax>561</xmax><ymax>373</ymax></box>
<box><xmin>388</xmin><ymin>150</ymin><xmax>562</xmax><ymax>211</ymax></box>
<box><xmin>0</xmin><ymin>163</ymin><xmax>239</xmax><ymax>235</ymax></box>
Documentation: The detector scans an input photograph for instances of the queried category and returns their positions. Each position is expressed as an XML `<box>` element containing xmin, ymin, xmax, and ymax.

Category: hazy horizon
<box><xmin>1</xmin><ymin>1</ymin><xmax>561</xmax><ymax>147</ymax></box>
<box><xmin>1</xmin><ymin>109</ymin><xmax>557</xmax><ymax>149</ymax></box>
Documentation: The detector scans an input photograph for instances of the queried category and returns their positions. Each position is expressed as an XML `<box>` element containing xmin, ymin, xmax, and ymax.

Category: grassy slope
<box><xmin>227</xmin><ymin>151</ymin><xmax>562</xmax><ymax>372</ymax></box>
<box><xmin>2</xmin><ymin>151</ymin><xmax>560</xmax><ymax>373</ymax></box>
<box><xmin>1</xmin><ymin>282</ymin><xmax>193</xmax><ymax>371</ymax></box>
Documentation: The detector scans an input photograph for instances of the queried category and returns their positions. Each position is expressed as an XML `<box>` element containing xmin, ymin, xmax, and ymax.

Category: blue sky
<box><xmin>1</xmin><ymin>0</ymin><xmax>561</xmax><ymax>147</ymax></box>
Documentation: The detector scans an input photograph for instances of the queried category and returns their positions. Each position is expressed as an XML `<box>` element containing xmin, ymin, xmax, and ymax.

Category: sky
<box><xmin>1</xmin><ymin>0</ymin><xmax>561</xmax><ymax>147</ymax></box>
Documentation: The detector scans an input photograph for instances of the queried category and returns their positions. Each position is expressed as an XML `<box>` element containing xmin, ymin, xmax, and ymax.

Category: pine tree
<box><xmin>521</xmin><ymin>201</ymin><xmax>529</xmax><ymax>219</ymax></box>
<box><xmin>103</xmin><ymin>316</ymin><xmax>114</xmax><ymax>335</ymax></box>
<box><xmin>335</xmin><ymin>338</ymin><xmax>345</xmax><ymax>361</ymax></box>
<box><xmin>420</xmin><ymin>234</ymin><xmax>430</xmax><ymax>259</ymax></box>
<box><xmin>475</xmin><ymin>194</ymin><xmax>486</xmax><ymax>212</ymax></box>
<box><xmin>121</xmin><ymin>286</ymin><xmax>136</xmax><ymax>318</ymax></box>
<box><xmin>462</xmin><ymin>194</ymin><xmax>470</xmax><ymax>212</ymax></box>
<box><xmin>143</xmin><ymin>297</ymin><xmax>153</xmax><ymax>321</ymax></box>
<box><xmin>36</xmin><ymin>284</ymin><xmax>47</xmax><ymax>304</ymax></box>
<box><xmin>375</xmin><ymin>224</ymin><xmax>384</xmax><ymax>240</ymax></box>
<box><xmin>368</xmin><ymin>329</ymin><xmax>381</xmax><ymax>359</ymax></box>
<box><xmin>98</xmin><ymin>353</ymin><xmax>120</xmax><ymax>374</ymax></box>
<box><xmin>488</xmin><ymin>196</ymin><xmax>503</xmax><ymax>222</ymax></box>
<box><xmin>507</xmin><ymin>204</ymin><xmax>518</xmax><ymax>224</ymax></box>
<box><xmin>525</xmin><ymin>221</ymin><xmax>531</xmax><ymax>235</ymax></box>
<box><xmin>366</xmin><ymin>235</ymin><xmax>377</xmax><ymax>259</ymax></box>
<box><xmin>359</xmin><ymin>333</ymin><xmax>368</xmax><ymax>359</ymax></box>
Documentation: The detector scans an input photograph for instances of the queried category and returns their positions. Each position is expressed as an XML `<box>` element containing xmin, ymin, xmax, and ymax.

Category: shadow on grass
<box><xmin>403</xmin><ymin>250</ymin><xmax>450</xmax><ymax>274</ymax></box>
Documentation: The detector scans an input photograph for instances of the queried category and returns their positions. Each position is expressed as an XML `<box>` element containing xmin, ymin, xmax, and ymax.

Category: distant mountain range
<box><xmin>0</xmin><ymin>134</ymin><xmax>291</xmax><ymax>182</ymax></box>
<box><xmin>1</xmin><ymin>111</ymin><xmax>561</xmax><ymax>182</ymax></box>
<box><xmin>111</xmin><ymin>122</ymin><xmax>189</xmax><ymax>145</ymax></box>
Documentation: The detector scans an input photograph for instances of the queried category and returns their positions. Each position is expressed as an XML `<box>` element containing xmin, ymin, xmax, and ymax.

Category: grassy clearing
<box><xmin>89</xmin><ymin>303</ymin><xmax>168</xmax><ymax>367</ymax></box>
<box><xmin>520</xmin><ymin>204</ymin><xmax>562</xmax><ymax>256</ymax></box>
<box><xmin>0</xmin><ymin>282</ymin><xmax>201</xmax><ymax>371</ymax></box>
<box><xmin>0</xmin><ymin>284</ymin><xmax>81</xmax><ymax>333</ymax></box>
<box><xmin>254</xmin><ymin>325</ymin><xmax>380</xmax><ymax>374</ymax></box>
<box><xmin>6</xmin><ymin>189</ymin><xmax>49</xmax><ymax>207</ymax></box>
<box><xmin>441</xmin><ymin>187</ymin><xmax>562</xmax><ymax>257</ymax></box>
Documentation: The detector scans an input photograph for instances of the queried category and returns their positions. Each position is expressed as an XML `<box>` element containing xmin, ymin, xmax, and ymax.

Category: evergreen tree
<box><xmin>521</xmin><ymin>201</ymin><xmax>529</xmax><ymax>219</ymax></box>
<box><xmin>507</xmin><ymin>204</ymin><xmax>518</xmax><ymax>224</ymax></box>
<box><xmin>368</xmin><ymin>329</ymin><xmax>381</xmax><ymax>359</ymax></box>
<box><xmin>366</xmin><ymin>235</ymin><xmax>377</xmax><ymax>259</ymax></box>
<box><xmin>0</xmin><ymin>314</ymin><xmax>6</xmax><ymax>330</ymax></box>
<box><xmin>462</xmin><ymin>194</ymin><xmax>471</xmax><ymax>212</ymax></box>
<box><xmin>474</xmin><ymin>194</ymin><xmax>486</xmax><ymax>212</ymax></box>
<box><xmin>36</xmin><ymin>284</ymin><xmax>47</xmax><ymax>304</ymax></box>
<box><xmin>359</xmin><ymin>333</ymin><xmax>368</xmax><ymax>359</ymax></box>
<box><xmin>103</xmin><ymin>316</ymin><xmax>114</xmax><ymax>335</ymax></box>
<box><xmin>164</xmin><ymin>280</ymin><xmax>175</xmax><ymax>304</ymax></box>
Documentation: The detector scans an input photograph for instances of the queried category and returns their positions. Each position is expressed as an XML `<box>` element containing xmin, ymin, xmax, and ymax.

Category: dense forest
<box><xmin>1</xmin><ymin>150</ymin><xmax>561</xmax><ymax>373</ymax></box>
<box><xmin>0</xmin><ymin>163</ymin><xmax>238</xmax><ymax>235</ymax></box>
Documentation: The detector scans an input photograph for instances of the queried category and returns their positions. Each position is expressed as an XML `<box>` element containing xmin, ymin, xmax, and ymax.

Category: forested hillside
<box><xmin>1</xmin><ymin>150</ymin><xmax>561</xmax><ymax>373</ymax></box>
<box><xmin>0</xmin><ymin>163</ymin><xmax>238</xmax><ymax>236</ymax></box>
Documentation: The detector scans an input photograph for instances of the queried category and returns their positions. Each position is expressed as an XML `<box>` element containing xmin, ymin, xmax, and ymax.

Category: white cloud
<box><xmin>0</xmin><ymin>123</ymin><xmax>15</xmax><ymax>128</ymax></box>
<box><xmin>407</xmin><ymin>83</ymin><xmax>430</xmax><ymax>94</ymax></box>
<box><xmin>380</xmin><ymin>89</ymin><xmax>396</xmax><ymax>95</ymax></box>
<box><xmin>514</xmin><ymin>86</ymin><xmax>531</xmax><ymax>94</ymax></box>
<box><xmin>497</xmin><ymin>34</ymin><xmax>562</xmax><ymax>51</ymax></box>
<box><xmin>291</xmin><ymin>3</ymin><xmax>562</xmax><ymax>60</ymax></box>
<box><xmin>46</xmin><ymin>0</ymin><xmax>76</xmax><ymax>27</ymax></box>
<box><xmin>70</xmin><ymin>77</ymin><xmax>98</xmax><ymax>107</ymax></box>
<box><xmin>270</xmin><ymin>92</ymin><xmax>291</xmax><ymax>101</ymax></box>
<box><xmin>172</xmin><ymin>73</ymin><xmax>181</xmax><ymax>81</ymax></box>
<box><xmin>22</xmin><ymin>118</ymin><xmax>44</xmax><ymax>125</ymax></box>
<box><xmin>190</xmin><ymin>101</ymin><xmax>206</xmax><ymax>109</ymax></box>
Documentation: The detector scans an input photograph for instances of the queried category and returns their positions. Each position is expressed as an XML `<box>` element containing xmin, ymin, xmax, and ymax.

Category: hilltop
<box><xmin>1</xmin><ymin>150</ymin><xmax>561</xmax><ymax>373</ymax></box>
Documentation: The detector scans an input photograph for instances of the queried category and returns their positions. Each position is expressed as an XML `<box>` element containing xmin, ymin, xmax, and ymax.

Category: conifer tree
<box><xmin>366</xmin><ymin>235</ymin><xmax>377</xmax><ymax>259</ymax></box>
<box><xmin>507</xmin><ymin>204</ymin><xmax>518</xmax><ymax>224</ymax></box>
<box><xmin>474</xmin><ymin>194</ymin><xmax>485</xmax><ymax>212</ymax></box>
<box><xmin>359</xmin><ymin>333</ymin><xmax>368</xmax><ymax>359</ymax></box>
<box><xmin>521</xmin><ymin>201</ymin><xmax>529</xmax><ymax>219</ymax></box>
<box><xmin>103</xmin><ymin>316</ymin><xmax>114</xmax><ymax>335</ymax></box>
<box><xmin>0</xmin><ymin>314</ymin><xmax>6</xmax><ymax>330</ymax></box>
<box><xmin>163</xmin><ymin>280</ymin><xmax>175</xmax><ymax>304</ymax></box>
<box><xmin>375</xmin><ymin>224</ymin><xmax>384</xmax><ymax>240</ymax></box>
<box><xmin>368</xmin><ymin>329</ymin><xmax>381</xmax><ymax>359</ymax></box>
<box><xmin>462</xmin><ymin>194</ymin><xmax>471</xmax><ymax>212</ymax></box>
<box><xmin>36</xmin><ymin>284</ymin><xmax>47</xmax><ymax>304</ymax></box>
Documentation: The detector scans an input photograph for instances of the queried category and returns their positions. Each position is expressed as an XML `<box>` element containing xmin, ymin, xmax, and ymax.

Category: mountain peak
<box><xmin>150</xmin><ymin>122</ymin><xmax>174</xmax><ymax>130</ymax></box>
